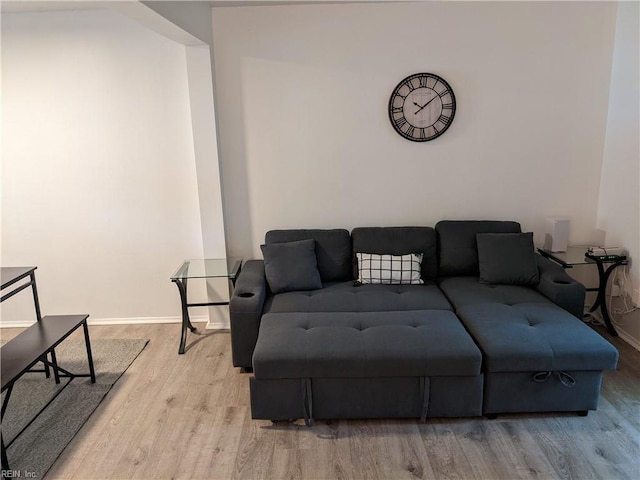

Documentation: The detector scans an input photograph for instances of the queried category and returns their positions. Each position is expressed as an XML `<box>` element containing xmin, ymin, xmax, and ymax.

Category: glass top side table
<box><xmin>170</xmin><ymin>258</ymin><xmax>242</xmax><ymax>354</ymax></box>
<box><xmin>538</xmin><ymin>246</ymin><xmax>628</xmax><ymax>336</ymax></box>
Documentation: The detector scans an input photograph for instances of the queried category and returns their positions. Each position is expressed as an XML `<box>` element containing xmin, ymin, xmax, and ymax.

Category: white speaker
<box><xmin>544</xmin><ymin>217</ymin><xmax>570</xmax><ymax>252</ymax></box>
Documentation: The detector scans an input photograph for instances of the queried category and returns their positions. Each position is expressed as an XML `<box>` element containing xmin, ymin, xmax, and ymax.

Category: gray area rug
<box><xmin>1</xmin><ymin>338</ymin><xmax>149</xmax><ymax>478</ymax></box>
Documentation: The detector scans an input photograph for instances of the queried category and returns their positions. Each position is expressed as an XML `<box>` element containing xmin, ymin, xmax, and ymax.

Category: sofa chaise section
<box><xmin>435</xmin><ymin>220</ymin><xmax>618</xmax><ymax>416</ymax></box>
<box><xmin>456</xmin><ymin>302</ymin><xmax>618</xmax><ymax>415</ymax></box>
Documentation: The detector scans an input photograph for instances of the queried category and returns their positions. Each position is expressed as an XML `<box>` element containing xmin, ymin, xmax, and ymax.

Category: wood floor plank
<box><xmin>484</xmin><ymin>419</ymin><xmax>558</xmax><ymax>479</ymax></box>
<box><xmin>1</xmin><ymin>323</ymin><xmax>637</xmax><ymax>480</ymax></box>
<box><xmin>419</xmin><ymin>419</ymin><xmax>479</xmax><ymax>480</ymax></box>
<box><xmin>294</xmin><ymin>420</ymin><xmax>356</xmax><ymax>480</ymax></box>
<box><xmin>377</xmin><ymin>420</ymin><xmax>437</xmax><ymax>480</ymax></box>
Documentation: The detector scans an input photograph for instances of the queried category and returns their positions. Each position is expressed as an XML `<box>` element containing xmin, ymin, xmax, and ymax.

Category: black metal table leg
<box><xmin>173</xmin><ymin>278</ymin><xmax>196</xmax><ymax>354</ymax></box>
<box><xmin>50</xmin><ymin>348</ymin><xmax>61</xmax><ymax>384</ymax></box>
<box><xmin>83</xmin><ymin>320</ymin><xmax>96</xmax><ymax>383</ymax></box>
<box><xmin>29</xmin><ymin>271</ymin><xmax>51</xmax><ymax>380</ymax></box>
<box><xmin>1</xmin><ymin>432</ymin><xmax>8</xmax><ymax>471</ymax></box>
<box><xmin>29</xmin><ymin>271</ymin><xmax>42</xmax><ymax>322</ymax></box>
<box><xmin>588</xmin><ymin>260</ymin><xmax>624</xmax><ymax>337</ymax></box>
<box><xmin>1</xmin><ymin>385</ymin><xmax>13</xmax><ymax>419</ymax></box>
<box><xmin>1</xmin><ymin>384</ymin><xmax>12</xmax><ymax>472</ymax></box>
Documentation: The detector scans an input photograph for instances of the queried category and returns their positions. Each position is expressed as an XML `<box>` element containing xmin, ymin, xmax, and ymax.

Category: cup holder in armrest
<box><xmin>553</xmin><ymin>280</ymin><xmax>571</xmax><ymax>285</ymax></box>
<box><xmin>238</xmin><ymin>292</ymin><xmax>255</xmax><ymax>298</ymax></box>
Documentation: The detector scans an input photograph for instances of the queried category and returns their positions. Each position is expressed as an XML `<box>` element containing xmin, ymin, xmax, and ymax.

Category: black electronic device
<box><xmin>585</xmin><ymin>246</ymin><xmax>627</xmax><ymax>262</ymax></box>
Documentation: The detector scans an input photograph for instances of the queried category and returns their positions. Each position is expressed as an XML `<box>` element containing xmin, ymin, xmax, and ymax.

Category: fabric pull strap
<box><xmin>533</xmin><ymin>371</ymin><xmax>552</xmax><ymax>383</ymax></box>
<box><xmin>532</xmin><ymin>371</ymin><xmax>576</xmax><ymax>388</ymax></box>
<box><xmin>554</xmin><ymin>371</ymin><xmax>576</xmax><ymax>388</ymax></box>
<box><xmin>302</xmin><ymin>378</ymin><xmax>314</xmax><ymax>427</ymax></box>
<box><xmin>420</xmin><ymin>377</ymin><xmax>430</xmax><ymax>423</ymax></box>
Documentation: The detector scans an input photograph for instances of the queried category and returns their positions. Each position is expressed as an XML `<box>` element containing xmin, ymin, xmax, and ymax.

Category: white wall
<box><xmin>212</xmin><ymin>1</ymin><xmax>618</xmax><ymax>259</ymax></box>
<box><xmin>598</xmin><ymin>0</ymin><xmax>640</xmax><ymax>347</ymax></box>
<box><xmin>1</xmin><ymin>10</ymin><xmax>205</xmax><ymax>324</ymax></box>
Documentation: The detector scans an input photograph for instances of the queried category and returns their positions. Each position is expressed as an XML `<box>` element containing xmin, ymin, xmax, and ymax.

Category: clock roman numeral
<box><xmin>391</xmin><ymin>106</ymin><xmax>403</xmax><ymax>115</ymax></box>
<box><xmin>438</xmin><ymin>114</ymin><xmax>451</xmax><ymax>124</ymax></box>
<box><xmin>418</xmin><ymin>76</ymin><xmax>428</xmax><ymax>88</ymax></box>
<box><xmin>438</xmin><ymin>89</ymin><xmax>449</xmax><ymax>98</ymax></box>
<box><xmin>442</xmin><ymin>102</ymin><xmax>454</xmax><ymax>110</ymax></box>
<box><xmin>406</xmin><ymin>125</ymin><xmax>415</xmax><ymax>137</ymax></box>
<box><xmin>419</xmin><ymin>128</ymin><xmax>427</xmax><ymax>140</ymax></box>
<box><xmin>395</xmin><ymin>117</ymin><xmax>408</xmax><ymax>129</ymax></box>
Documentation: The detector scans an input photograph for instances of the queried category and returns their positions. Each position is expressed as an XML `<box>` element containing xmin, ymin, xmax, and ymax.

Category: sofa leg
<box><xmin>485</xmin><ymin>413</ymin><xmax>498</xmax><ymax>420</ymax></box>
<box><xmin>577</xmin><ymin>410</ymin><xmax>589</xmax><ymax>417</ymax></box>
<box><xmin>270</xmin><ymin>419</ymin><xmax>297</xmax><ymax>425</ymax></box>
<box><xmin>240</xmin><ymin>366</ymin><xmax>253</xmax><ymax>373</ymax></box>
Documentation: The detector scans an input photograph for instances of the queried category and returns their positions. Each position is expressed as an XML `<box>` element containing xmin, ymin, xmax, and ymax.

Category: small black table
<box><xmin>1</xmin><ymin>315</ymin><xmax>96</xmax><ymax>470</ymax></box>
<box><xmin>170</xmin><ymin>258</ymin><xmax>242</xmax><ymax>354</ymax></box>
<box><xmin>538</xmin><ymin>246</ymin><xmax>628</xmax><ymax>336</ymax></box>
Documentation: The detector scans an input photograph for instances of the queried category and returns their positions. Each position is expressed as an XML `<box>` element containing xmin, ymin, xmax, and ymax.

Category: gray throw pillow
<box><xmin>261</xmin><ymin>239</ymin><xmax>322</xmax><ymax>294</ymax></box>
<box><xmin>476</xmin><ymin>232</ymin><xmax>540</xmax><ymax>285</ymax></box>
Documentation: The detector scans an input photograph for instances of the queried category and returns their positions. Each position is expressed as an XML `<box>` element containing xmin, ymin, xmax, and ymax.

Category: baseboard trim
<box><xmin>617</xmin><ymin>327</ymin><xmax>640</xmax><ymax>352</ymax></box>
<box><xmin>205</xmin><ymin>320</ymin><xmax>230</xmax><ymax>331</ymax></box>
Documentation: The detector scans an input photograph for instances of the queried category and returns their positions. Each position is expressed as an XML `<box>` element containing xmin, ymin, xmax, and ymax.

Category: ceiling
<box><xmin>0</xmin><ymin>0</ymin><xmax>381</xmax><ymax>14</ymax></box>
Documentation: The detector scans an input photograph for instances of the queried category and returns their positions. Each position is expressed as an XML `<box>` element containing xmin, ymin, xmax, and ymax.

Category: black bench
<box><xmin>1</xmin><ymin>314</ymin><xmax>96</xmax><ymax>471</ymax></box>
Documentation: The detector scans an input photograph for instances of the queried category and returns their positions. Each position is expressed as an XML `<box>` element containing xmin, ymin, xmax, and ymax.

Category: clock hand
<box><xmin>414</xmin><ymin>95</ymin><xmax>439</xmax><ymax>114</ymax></box>
<box><xmin>414</xmin><ymin>103</ymin><xmax>427</xmax><ymax>114</ymax></box>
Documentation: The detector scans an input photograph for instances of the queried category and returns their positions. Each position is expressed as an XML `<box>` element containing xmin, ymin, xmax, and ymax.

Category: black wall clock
<box><xmin>388</xmin><ymin>73</ymin><xmax>456</xmax><ymax>142</ymax></box>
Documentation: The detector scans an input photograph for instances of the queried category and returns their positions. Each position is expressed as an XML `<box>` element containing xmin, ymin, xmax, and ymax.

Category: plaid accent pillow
<box><xmin>356</xmin><ymin>253</ymin><xmax>424</xmax><ymax>285</ymax></box>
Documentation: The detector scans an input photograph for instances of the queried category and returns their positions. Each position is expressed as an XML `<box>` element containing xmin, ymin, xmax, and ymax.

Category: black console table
<box><xmin>538</xmin><ymin>246</ymin><xmax>628</xmax><ymax>337</ymax></box>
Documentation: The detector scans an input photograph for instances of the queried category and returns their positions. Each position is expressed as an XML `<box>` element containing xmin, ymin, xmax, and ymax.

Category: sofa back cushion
<box><xmin>435</xmin><ymin>220</ymin><xmax>522</xmax><ymax>277</ymax></box>
<box><xmin>265</xmin><ymin>229</ymin><xmax>352</xmax><ymax>282</ymax></box>
<box><xmin>351</xmin><ymin>227</ymin><xmax>438</xmax><ymax>282</ymax></box>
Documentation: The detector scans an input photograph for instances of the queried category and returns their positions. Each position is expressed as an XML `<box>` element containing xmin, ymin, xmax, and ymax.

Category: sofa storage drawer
<box><xmin>250</xmin><ymin>375</ymin><xmax>483</xmax><ymax>421</ymax></box>
<box><xmin>483</xmin><ymin>371</ymin><xmax>604</xmax><ymax>414</ymax></box>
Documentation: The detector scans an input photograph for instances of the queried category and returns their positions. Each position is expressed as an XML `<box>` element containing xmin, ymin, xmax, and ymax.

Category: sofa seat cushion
<box><xmin>264</xmin><ymin>281</ymin><xmax>452</xmax><ymax>314</ymax></box>
<box><xmin>455</xmin><ymin>303</ymin><xmax>619</xmax><ymax>373</ymax></box>
<box><xmin>253</xmin><ymin>310</ymin><xmax>482</xmax><ymax>379</ymax></box>
<box><xmin>439</xmin><ymin>276</ymin><xmax>551</xmax><ymax>309</ymax></box>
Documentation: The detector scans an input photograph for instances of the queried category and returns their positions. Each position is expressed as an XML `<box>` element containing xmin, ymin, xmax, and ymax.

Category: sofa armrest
<box><xmin>230</xmin><ymin>260</ymin><xmax>268</xmax><ymax>369</ymax></box>
<box><xmin>535</xmin><ymin>255</ymin><xmax>586</xmax><ymax>319</ymax></box>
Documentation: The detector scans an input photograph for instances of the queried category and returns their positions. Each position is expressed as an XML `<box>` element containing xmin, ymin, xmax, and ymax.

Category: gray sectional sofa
<box><xmin>229</xmin><ymin>221</ymin><xmax>618</xmax><ymax>424</ymax></box>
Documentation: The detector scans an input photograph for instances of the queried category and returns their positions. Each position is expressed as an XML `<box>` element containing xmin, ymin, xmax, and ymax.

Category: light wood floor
<box><xmin>2</xmin><ymin>322</ymin><xmax>638</xmax><ymax>480</ymax></box>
